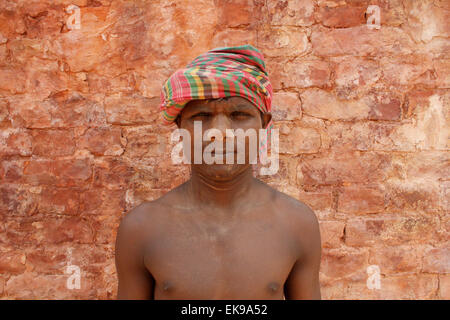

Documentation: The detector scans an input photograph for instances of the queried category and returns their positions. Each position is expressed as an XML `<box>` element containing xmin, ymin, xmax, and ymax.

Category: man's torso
<box><xmin>129</xmin><ymin>181</ymin><xmax>310</xmax><ymax>299</ymax></box>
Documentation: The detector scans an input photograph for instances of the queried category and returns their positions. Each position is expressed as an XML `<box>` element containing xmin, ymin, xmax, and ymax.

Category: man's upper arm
<box><xmin>284</xmin><ymin>204</ymin><xmax>322</xmax><ymax>300</ymax></box>
<box><xmin>115</xmin><ymin>206</ymin><xmax>154</xmax><ymax>299</ymax></box>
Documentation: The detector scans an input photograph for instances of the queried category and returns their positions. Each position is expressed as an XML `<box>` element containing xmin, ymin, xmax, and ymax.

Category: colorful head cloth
<box><xmin>159</xmin><ymin>44</ymin><xmax>273</xmax><ymax>155</ymax></box>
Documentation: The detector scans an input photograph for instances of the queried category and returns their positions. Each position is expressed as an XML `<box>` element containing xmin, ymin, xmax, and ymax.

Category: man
<box><xmin>115</xmin><ymin>45</ymin><xmax>322</xmax><ymax>299</ymax></box>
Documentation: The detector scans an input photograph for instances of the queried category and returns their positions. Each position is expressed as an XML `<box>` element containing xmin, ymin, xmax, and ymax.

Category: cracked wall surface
<box><xmin>0</xmin><ymin>0</ymin><xmax>448</xmax><ymax>299</ymax></box>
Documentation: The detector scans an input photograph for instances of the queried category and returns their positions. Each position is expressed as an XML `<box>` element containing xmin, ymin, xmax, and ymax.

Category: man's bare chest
<box><xmin>142</xmin><ymin>214</ymin><xmax>298</xmax><ymax>299</ymax></box>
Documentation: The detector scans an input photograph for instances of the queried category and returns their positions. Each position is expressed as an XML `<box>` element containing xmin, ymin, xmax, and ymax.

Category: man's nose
<box><xmin>210</xmin><ymin>113</ymin><xmax>232</xmax><ymax>141</ymax></box>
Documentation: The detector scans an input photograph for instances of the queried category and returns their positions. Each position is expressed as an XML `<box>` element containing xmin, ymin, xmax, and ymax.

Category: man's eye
<box><xmin>191</xmin><ymin>112</ymin><xmax>211</xmax><ymax>119</ymax></box>
<box><xmin>231</xmin><ymin>111</ymin><xmax>250</xmax><ymax>118</ymax></box>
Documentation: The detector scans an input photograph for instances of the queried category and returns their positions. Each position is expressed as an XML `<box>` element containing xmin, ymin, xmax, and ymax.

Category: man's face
<box><xmin>176</xmin><ymin>96</ymin><xmax>272</xmax><ymax>180</ymax></box>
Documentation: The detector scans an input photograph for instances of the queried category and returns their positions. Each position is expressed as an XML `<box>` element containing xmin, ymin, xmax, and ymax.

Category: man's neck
<box><xmin>186</xmin><ymin>166</ymin><xmax>258</xmax><ymax>212</ymax></box>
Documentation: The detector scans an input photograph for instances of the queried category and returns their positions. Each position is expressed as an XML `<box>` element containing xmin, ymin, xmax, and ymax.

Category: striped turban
<box><xmin>159</xmin><ymin>44</ymin><xmax>274</xmax><ymax>155</ymax></box>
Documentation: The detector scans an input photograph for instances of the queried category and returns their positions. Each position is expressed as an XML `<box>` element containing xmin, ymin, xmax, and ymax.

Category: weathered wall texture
<box><xmin>0</xmin><ymin>0</ymin><xmax>448</xmax><ymax>299</ymax></box>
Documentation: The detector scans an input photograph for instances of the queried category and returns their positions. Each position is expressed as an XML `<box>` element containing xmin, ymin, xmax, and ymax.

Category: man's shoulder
<box><xmin>119</xmin><ymin>182</ymin><xmax>188</xmax><ymax>231</ymax></box>
<box><xmin>261</xmin><ymin>184</ymin><xmax>321</xmax><ymax>256</ymax></box>
<box><xmin>279</xmin><ymin>192</ymin><xmax>317</xmax><ymax>224</ymax></box>
<box><xmin>118</xmin><ymin>197</ymin><xmax>167</xmax><ymax>235</ymax></box>
<box><xmin>259</xmin><ymin>182</ymin><xmax>319</xmax><ymax>233</ymax></box>
<box><xmin>259</xmin><ymin>182</ymin><xmax>315</xmax><ymax>217</ymax></box>
<box><xmin>123</xmin><ymin>185</ymin><xmax>186</xmax><ymax>223</ymax></box>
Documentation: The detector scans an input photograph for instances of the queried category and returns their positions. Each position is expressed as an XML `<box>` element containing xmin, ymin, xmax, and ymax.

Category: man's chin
<box><xmin>194</xmin><ymin>163</ymin><xmax>250</xmax><ymax>180</ymax></box>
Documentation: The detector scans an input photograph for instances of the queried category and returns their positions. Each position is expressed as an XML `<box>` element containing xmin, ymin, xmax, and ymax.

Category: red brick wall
<box><xmin>0</xmin><ymin>0</ymin><xmax>448</xmax><ymax>299</ymax></box>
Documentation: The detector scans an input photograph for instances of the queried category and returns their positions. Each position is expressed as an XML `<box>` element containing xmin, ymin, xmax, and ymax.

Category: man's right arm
<box><xmin>115</xmin><ymin>206</ymin><xmax>154</xmax><ymax>299</ymax></box>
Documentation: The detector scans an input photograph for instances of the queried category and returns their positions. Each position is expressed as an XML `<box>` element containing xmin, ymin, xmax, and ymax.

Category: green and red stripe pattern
<box><xmin>159</xmin><ymin>44</ymin><xmax>274</xmax><ymax>155</ymax></box>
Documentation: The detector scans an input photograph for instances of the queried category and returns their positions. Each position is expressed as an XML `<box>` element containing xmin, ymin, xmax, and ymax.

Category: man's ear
<box><xmin>262</xmin><ymin>112</ymin><xmax>272</xmax><ymax>128</ymax></box>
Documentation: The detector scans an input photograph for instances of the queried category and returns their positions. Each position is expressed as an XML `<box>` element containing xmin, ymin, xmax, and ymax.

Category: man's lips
<box><xmin>210</xmin><ymin>150</ymin><xmax>237</xmax><ymax>155</ymax></box>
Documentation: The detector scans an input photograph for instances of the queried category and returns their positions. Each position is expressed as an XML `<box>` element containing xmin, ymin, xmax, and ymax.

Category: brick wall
<box><xmin>0</xmin><ymin>0</ymin><xmax>448</xmax><ymax>299</ymax></box>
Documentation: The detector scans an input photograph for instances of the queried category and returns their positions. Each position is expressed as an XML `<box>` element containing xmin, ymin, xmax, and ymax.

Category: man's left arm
<box><xmin>284</xmin><ymin>205</ymin><xmax>322</xmax><ymax>300</ymax></box>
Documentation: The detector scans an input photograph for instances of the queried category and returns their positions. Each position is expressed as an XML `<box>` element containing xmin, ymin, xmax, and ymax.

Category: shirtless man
<box><xmin>114</xmin><ymin>45</ymin><xmax>322</xmax><ymax>300</ymax></box>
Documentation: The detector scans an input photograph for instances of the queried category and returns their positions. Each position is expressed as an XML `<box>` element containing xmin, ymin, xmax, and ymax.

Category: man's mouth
<box><xmin>211</xmin><ymin>150</ymin><xmax>237</xmax><ymax>156</ymax></box>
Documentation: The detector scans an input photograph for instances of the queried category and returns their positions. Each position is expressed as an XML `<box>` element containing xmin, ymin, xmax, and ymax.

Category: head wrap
<box><xmin>159</xmin><ymin>44</ymin><xmax>273</xmax><ymax>156</ymax></box>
